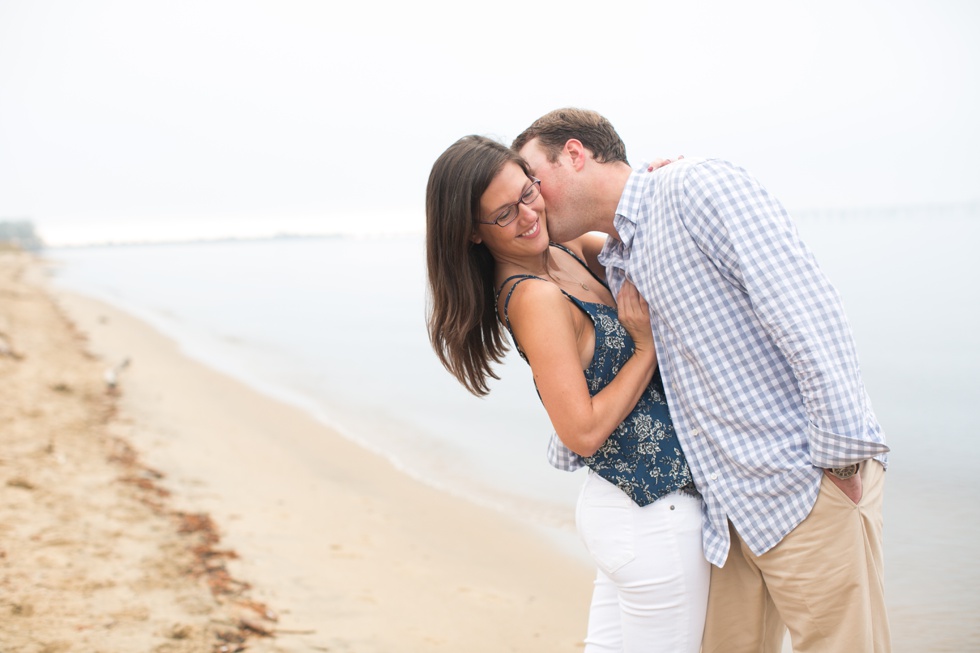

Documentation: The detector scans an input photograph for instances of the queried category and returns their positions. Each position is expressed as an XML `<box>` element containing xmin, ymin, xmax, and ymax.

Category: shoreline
<box><xmin>46</xmin><ymin>235</ymin><xmax>588</xmax><ymax>550</ymax></box>
<box><xmin>31</xmin><ymin>253</ymin><xmax>596</xmax><ymax>651</ymax></box>
<box><xmin>17</xmin><ymin>241</ymin><xmax>977</xmax><ymax>651</ymax></box>
<box><xmin>0</xmin><ymin>250</ymin><xmax>282</xmax><ymax>652</ymax></box>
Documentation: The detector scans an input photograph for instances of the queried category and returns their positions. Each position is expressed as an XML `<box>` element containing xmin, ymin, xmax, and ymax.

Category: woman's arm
<box><xmin>507</xmin><ymin>279</ymin><xmax>656</xmax><ymax>457</ymax></box>
<box><xmin>562</xmin><ymin>232</ymin><xmax>608</xmax><ymax>282</ymax></box>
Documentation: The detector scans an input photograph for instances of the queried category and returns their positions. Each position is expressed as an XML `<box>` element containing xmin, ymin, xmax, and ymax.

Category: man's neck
<box><xmin>593</xmin><ymin>161</ymin><xmax>633</xmax><ymax>240</ymax></box>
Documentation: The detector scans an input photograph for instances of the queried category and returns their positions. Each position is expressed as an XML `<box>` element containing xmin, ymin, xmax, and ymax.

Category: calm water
<box><xmin>48</xmin><ymin>207</ymin><xmax>980</xmax><ymax>650</ymax></box>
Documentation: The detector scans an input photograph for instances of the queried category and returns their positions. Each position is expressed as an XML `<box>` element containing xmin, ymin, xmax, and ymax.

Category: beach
<box><xmin>0</xmin><ymin>249</ymin><xmax>594</xmax><ymax>652</ymax></box>
<box><xmin>5</xmin><ymin>213</ymin><xmax>980</xmax><ymax>651</ymax></box>
<box><xmin>0</xmin><ymin>249</ymin><xmax>281</xmax><ymax>652</ymax></box>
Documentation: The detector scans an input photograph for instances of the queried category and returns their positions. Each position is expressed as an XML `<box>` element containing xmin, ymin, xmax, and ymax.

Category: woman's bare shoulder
<box><xmin>499</xmin><ymin>276</ymin><xmax>568</xmax><ymax>324</ymax></box>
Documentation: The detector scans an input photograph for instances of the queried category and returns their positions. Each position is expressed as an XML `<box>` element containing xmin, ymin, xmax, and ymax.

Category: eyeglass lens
<box><xmin>495</xmin><ymin>181</ymin><xmax>540</xmax><ymax>226</ymax></box>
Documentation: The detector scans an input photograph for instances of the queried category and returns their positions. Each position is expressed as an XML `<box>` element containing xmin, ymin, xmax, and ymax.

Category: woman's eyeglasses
<box><xmin>477</xmin><ymin>178</ymin><xmax>541</xmax><ymax>227</ymax></box>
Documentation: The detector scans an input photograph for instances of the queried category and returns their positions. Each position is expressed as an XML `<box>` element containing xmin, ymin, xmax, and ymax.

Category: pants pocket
<box><xmin>576</xmin><ymin>473</ymin><xmax>636</xmax><ymax>575</ymax></box>
<box><xmin>821</xmin><ymin>472</ymin><xmax>859</xmax><ymax>507</ymax></box>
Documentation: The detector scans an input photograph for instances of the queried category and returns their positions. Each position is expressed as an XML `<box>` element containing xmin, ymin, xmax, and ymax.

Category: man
<box><xmin>514</xmin><ymin>108</ymin><xmax>890</xmax><ymax>653</ymax></box>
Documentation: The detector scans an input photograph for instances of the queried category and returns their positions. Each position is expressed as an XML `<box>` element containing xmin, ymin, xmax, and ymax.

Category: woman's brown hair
<box><xmin>425</xmin><ymin>135</ymin><xmax>532</xmax><ymax>396</ymax></box>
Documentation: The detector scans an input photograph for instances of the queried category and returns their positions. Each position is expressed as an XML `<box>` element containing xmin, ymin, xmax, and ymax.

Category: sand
<box><xmin>0</xmin><ymin>249</ymin><xmax>283</xmax><ymax>652</ymax></box>
<box><xmin>0</xmin><ymin>248</ymin><xmax>594</xmax><ymax>652</ymax></box>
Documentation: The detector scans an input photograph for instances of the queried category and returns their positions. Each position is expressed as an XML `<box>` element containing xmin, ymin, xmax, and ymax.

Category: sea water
<box><xmin>47</xmin><ymin>235</ymin><xmax>583</xmax><ymax>522</ymax></box>
<box><xmin>47</xmin><ymin>205</ymin><xmax>980</xmax><ymax>650</ymax></box>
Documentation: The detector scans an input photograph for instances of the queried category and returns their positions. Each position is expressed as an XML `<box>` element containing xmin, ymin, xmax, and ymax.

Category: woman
<box><xmin>425</xmin><ymin>135</ymin><xmax>708</xmax><ymax>653</ymax></box>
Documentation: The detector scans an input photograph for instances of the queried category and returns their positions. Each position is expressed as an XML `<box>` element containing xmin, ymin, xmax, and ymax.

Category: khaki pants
<box><xmin>702</xmin><ymin>461</ymin><xmax>890</xmax><ymax>653</ymax></box>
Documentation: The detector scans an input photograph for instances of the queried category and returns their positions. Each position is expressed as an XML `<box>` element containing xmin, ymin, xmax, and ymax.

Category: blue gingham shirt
<box><xmin>550</xmin><ymin>158</ymin><xmax>888</xmax><ymax>567</ymax></box>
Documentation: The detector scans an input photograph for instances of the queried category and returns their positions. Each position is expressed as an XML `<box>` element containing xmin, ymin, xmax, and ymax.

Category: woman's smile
<box><xmin>518</xmin><ymin>218</ymin><xmax>541</xmax><ymax>239</ymax></box>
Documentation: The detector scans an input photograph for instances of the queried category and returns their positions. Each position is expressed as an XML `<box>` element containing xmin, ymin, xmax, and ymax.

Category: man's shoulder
<box><xmin>631</xmin><ymin>157</ymin><xmax>715</xmax><ymax>193</ymax></box>
<box><xmin>649</xmin><ymin>158</ymin><xmax>766</xmax><ymax>205</ymax></box>
<box><xmin>617</xmin><ymin>159</ymin><xmax>749</xmax><ymax>236</ymax></box>
<box><xmin>649</xmin><ymin>157</ymin><xmax>736</xmax><ymax>180</ymax></box>
<box><xmin>624</xmin><ymin>158</ymin><xmax>709</xmax><ymax>206</ymax></box>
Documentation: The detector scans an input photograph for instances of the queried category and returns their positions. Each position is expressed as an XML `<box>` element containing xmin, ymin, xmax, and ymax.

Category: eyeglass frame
<box><xmin>476</xmin><ymin>177</ymin><xmax>542</xmax><ymax>227</ymax></box>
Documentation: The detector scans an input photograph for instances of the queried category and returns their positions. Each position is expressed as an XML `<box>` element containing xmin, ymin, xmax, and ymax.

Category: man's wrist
<box><xmin>826</xmin><ymin>463</ymin><xmax>860</xmax><ymax>480</ymax></box>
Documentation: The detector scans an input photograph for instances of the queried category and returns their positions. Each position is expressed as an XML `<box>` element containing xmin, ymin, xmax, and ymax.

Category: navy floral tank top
<box><xmin>498</xmin><ymin>244</ymin><xmax>695</xmax><ymax>507</ymax></box>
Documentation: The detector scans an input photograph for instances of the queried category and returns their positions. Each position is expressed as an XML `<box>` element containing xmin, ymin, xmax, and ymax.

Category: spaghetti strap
<box><xmin>549</xmin><ymin>242</ymin><xmax>608</xmax><ymax>290</ymax></box>
<box><xmin>495</xmin><ymin>274</ymin><xmax>546</xmax><ymax>363</ymax></box>
<box><xmin>494</xmin><ymin>243</ymin><xmax>607</xmax><ymax>362</ymax></box>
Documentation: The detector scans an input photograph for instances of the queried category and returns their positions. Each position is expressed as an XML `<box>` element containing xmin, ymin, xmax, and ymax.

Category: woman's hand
<box><xmin>616</xmin><ymin>280</ymin><xmax>655</xmax><ymax>355</ymax></box>
<box><xmin>647</xmin><ymin>155</ymin><xmax>684</xmax><ymax>172</ymax></box>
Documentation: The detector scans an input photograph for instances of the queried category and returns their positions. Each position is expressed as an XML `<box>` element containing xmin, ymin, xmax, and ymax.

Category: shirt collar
<box><xmin>598</xmin><ymin>168</ymin><xmax>648</xmax><ymax>269</ymax></box>
<box><xmin>613</xmin><ymin>168</ymin><xmax>649</xmax><ymax>249</ymax></box>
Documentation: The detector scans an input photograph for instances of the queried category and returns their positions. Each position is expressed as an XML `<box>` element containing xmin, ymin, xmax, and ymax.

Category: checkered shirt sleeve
<box><xmin>547</xmin><ymin>432</ymin><xmax>585</xmax><ymax>471</ymax></box>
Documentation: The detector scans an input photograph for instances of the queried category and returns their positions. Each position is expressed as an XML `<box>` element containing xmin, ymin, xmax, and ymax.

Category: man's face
<box><xmin>518</xmin><ymin>138</ymin><xmax>563</xmax><ymax>209</ymax></box>
<box><xmin>518</xmin><ymin>138</ymin><xmax>585</xmax><ymax>242</ymax></box>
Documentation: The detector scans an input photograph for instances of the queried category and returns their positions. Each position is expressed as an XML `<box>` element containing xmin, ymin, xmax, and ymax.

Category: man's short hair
<box><xmin>512</xmin><ymin>108</ymin><xmax>628</xmax><ymax>165</ymax></box>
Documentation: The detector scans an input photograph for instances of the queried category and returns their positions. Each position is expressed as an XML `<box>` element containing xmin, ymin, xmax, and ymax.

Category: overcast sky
<box><xmin>1</xmin><ymin>0</ymin><xmax>978</xmax><ymax>245</ymax></box>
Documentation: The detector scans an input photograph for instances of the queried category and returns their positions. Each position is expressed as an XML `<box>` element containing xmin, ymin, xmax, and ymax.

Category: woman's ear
<box><xmin>470</xmin><ymin>231</ymin><xmax>482</xmax><ymax>244</ymax></box>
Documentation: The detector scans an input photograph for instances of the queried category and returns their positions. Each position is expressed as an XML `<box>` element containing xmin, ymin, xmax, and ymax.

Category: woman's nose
<box><xmin>516</xmin><ymin>201</ymin><xmax>537</xmax><ymax>222</ymax></box>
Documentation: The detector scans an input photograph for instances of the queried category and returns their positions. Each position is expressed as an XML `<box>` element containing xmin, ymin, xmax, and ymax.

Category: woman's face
<box><xmin>472</xmin><ymin>162</ymin><xmax>549</xmax><ymax>260</ymax></box>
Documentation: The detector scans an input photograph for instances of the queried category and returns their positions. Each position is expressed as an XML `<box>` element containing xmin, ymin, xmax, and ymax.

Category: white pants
<box><xmin>576</xmin><ymin>471</ymin><xmax>709</xmax><ymax>653</ymax></box>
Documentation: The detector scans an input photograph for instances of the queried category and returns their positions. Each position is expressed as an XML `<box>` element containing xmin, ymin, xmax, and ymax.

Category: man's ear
<box><xmin>564</xmin><ymin>139</ymin><xmax>589</xmax><ymax>172</ymax></box>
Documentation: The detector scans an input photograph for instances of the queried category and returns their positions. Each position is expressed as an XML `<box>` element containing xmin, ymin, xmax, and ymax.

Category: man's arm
<box><xmin>679</xmin><ymin>160</ymin><xmax>888</xmax><ymax>471</ymax></box>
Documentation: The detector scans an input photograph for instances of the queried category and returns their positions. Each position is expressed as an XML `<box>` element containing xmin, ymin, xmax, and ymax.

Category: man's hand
<box><xmin>825</xmin><ymin>469</ymin><xmax>863</xmax><ymax>504</ymax></box>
